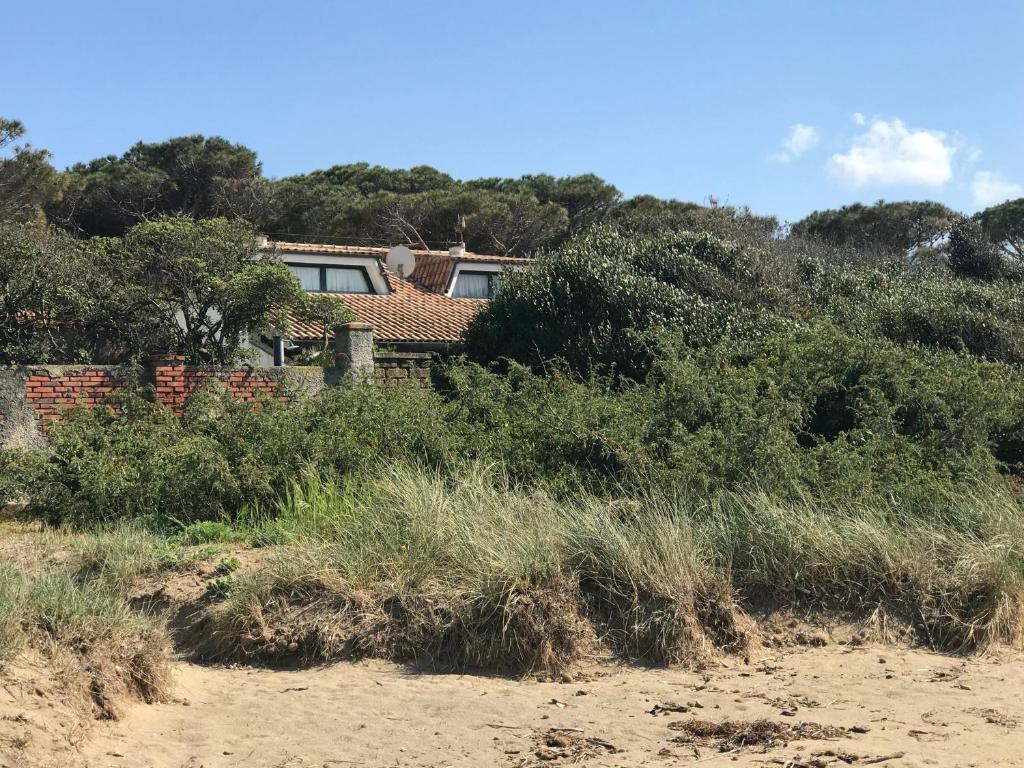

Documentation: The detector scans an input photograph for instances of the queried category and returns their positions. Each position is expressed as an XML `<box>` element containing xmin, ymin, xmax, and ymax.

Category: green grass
<box><xmin>71</xmin><ymin>520</ymin><xmax>226</xmax><ymax>592</ymax></box>
<box><xmin>198</xmin><ymin>464</ymin><xmax>1024</xmax><ymax>673</ymax></box>
<box><xmin>5</xmin><ymin>462</ymin><xmax>1021</xmax><ymax>681</ymax></box>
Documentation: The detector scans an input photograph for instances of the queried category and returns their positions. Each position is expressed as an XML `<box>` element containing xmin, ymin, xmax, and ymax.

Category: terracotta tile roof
<box><xmin>264</xmin><ymin>240</ymin><xmax>530</xmax><ymax>294</ymax></box>
<box><xmin>410</xmin><ymin>252</ymin><xmax>454</xmax><ymax>293</ymax></box>
<box><xmin>265</xmin><ymin>240</ymin><xmax>527</xmax><ymax>263</ymax></box>
<box><xmin>269</xmin><ymin>242</ymin><xmax>411</xmax><ymax>257</ymax></box>
<box><xmin>269</xmin><ymin>240</ymin><xmax>530</xmax><ymax>344</ymax></box>
<box><xmin>287</xmin><ymin>269</ymin><xmax>488</xmax><ymax>344</ymax></box>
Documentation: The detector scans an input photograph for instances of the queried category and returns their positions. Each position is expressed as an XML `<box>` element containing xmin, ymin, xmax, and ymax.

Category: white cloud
<box><xmin>852</xmin><ymin>112</ymin><xmax>866</xmax><ymax>126</ymax></box>
<box><xmin>827</xmin><ymin>118</ymin><xmax>955</xmax><ymax>187</ymax></box>
<box><xmin>768</xmin><ymin>123</ymin><xmax>819</xmax><ymax>163</ymax></box>
<box><xmin>971</xmin><ymin>171</ymin><xmax>1023</xmax><ymax>208</ymax></box>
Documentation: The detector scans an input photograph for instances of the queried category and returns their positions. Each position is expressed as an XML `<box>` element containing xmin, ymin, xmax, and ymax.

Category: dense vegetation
<box><xmin>2</xmin><ymin>116</ymin><xmax>1022</xmax><ymax>365</ymax></box>
<box><xmin>3</xmin><ymin>116</ymin><xmax>1024</xmax><ymax>671</ymax></box>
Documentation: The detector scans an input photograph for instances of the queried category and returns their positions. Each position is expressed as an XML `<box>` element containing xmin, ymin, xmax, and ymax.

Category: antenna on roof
<box><xmin>385</xmin><ymin>245</ymin><xmax>416</xmax><ymax>278</ymax></box>
<box><xmin>454</xmin><ymin>213</ymin><xmax>466</xmax><ymax>244</ymax></box>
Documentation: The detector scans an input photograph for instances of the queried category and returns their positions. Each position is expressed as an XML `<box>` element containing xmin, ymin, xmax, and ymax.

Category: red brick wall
<box><xmin>1</xmin><ymin>359</ymin><xmax>360</xmax><ymax>449</ymax></box>
<box><xmin>150</xmin><ymin>356</ymin><xmax>289</xmax><ymax>413</ymax></box>
<box><xmin>24</xmin><ymin>368</ymin><xmax>121</xmax><ymax>428</ymax></box>
<box><xmin>9</xmin><ymin>357</ymin><xmax>306</xmax><ymax>436</ymax></box>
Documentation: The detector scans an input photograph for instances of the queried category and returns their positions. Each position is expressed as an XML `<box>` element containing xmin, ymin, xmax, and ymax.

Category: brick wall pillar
<box><xmin>333</xmin><ymin>322</ymin><xmax>374</xmax><ymax>382</ymax></box>
<box><xmin>150</xmin><ymin>354</ymin><xmax>187</xmax><ymax>410</ymax></box>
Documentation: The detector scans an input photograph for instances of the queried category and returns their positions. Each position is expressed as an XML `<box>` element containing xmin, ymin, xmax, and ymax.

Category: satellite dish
<box><xmin>385</xmin><ymin>245</ymin><xmax>416</xmax><ymax>278</ymax></box>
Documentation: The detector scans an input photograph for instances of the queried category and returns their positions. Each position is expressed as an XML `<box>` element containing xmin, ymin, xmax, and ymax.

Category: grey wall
<box><xmin>0</xmin><ymin>367</ymin><xmax>43</xmax><ymax>450</ymax></box>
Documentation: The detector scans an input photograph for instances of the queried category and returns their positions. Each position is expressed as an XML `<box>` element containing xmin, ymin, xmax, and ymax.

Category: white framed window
<box><xmin>453</xmin><ymin>271</ymin><xmax>499</xmax><ymax>298</ymax></box>
<box><xmin>288</xmin><ymin>264</ymin><xmax>373</xmax><ymax>294</ymax></box>
<box><xmin>289</xmin><ymin>265</ymin><xmax>322</xmax><ymax>292</ymax></box>
<box><xmin>324</xmin><ymin>266</ymin><xmax>371</xmax><ymax>293</ymax></box>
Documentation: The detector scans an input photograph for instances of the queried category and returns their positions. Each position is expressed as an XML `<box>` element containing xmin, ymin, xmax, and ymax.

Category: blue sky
<box><xmin>7</xmin><ymin>1</ymin><xmax>1023</xmax><ymax>223</ymax></box>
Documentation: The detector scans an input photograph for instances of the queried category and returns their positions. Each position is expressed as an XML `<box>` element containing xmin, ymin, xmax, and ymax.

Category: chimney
<box><xmin>449</xmin><ymin>242</ymin><xmax>466</xmax><ymax>259</ymax></box>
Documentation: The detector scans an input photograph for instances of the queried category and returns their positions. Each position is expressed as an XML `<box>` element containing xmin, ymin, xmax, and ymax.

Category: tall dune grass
<box><xmin>200</xmin><ymin>464</ymin><xmax>1024</xmax><ymax>673</ymax></box>
<box><xmin>0</xmin><ymin>564</ymin><xmax>170</xmax><ymax>716</ymax></box>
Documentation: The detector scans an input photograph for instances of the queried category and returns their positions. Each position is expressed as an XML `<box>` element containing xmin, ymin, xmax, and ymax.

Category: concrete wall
<box><xmin>333</xmin><ymin>322</ymin><xmax>375</xmax><ymax>382</ymax></box>
<box><xmin>0</xmin><ymin>367</ymin><xmax>47</xmax><ymax>450</ymax></box>
<box><xmin>332</xmin><ymin>322</ymin><xmax>434</xmax><ymax>388</ymax></box>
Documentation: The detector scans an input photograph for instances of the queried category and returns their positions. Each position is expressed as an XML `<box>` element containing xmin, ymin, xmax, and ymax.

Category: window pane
<box><xmin>289</xmin><ymin>265</ymin><xmax>321</xmax><ymax>292</ymax></box>
<box><xmin>454</xmin><ymin>272</ymin><xmax>492</xmax><ymax>298</ymax></box>
<box><xmin>324</xmin><ymin>267</ymin><xmax>371</xmax><ymax>294</ymax></box>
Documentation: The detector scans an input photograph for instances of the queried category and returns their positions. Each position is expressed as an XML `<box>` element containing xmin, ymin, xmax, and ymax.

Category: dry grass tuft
<box><xmin>1</xmin><ymin>566</ymin><xmax>171</xmax><ymax>720</ymax></box>
<box><xmin>197</xmin><ymin>571</ymin><xmax>596</xmax><ymax>676</ymax></box>
<box><xmin>669</xmin><ymin>718</ymin><xmax>848</xmax><ymax>751</ymax></box>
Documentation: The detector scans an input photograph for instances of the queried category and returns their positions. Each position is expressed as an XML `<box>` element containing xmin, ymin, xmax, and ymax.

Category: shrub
<box><xmin>27</xmin><ymin>397</ymin><xmax>248</xmax><ymax>526</ymax></box>
<box><xmin>463</xmin><ymin>227</ymin><xmax>775</xmax><ymax>380</ymax></box>
<box><xmin>0</xmin><ymin>448</ymin><xmax>43</xmax><ymax>508</ymax></box>
<box><xmin>21</xmin><ymin>318</ymin><xmax>1022</xmax><ymax>528</ymax></box>
<box><xmin>467</xmin><ymin>226</ymin><xmax>1024</xmax><ymax>382</ymax></box>
<box><xmin>22</xmin><ymin>379</ymin><xmax>455</xmax><ymax>527</ymax></box>
<box><xmin>436</xmin><ymin>359</ymin><xmax>654</xmax><ymax>492</ymax></box>
<box><xmin>298</xmin><ymin>381</ymin><xmax>455</xmax><ymax>476</ymax></box>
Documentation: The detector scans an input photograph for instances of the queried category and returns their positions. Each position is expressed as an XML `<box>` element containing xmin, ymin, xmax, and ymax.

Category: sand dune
<box><xmin>44</xmin><ymin>644</ymin><xmax>1022</xmax><ymax>768</ymax></box>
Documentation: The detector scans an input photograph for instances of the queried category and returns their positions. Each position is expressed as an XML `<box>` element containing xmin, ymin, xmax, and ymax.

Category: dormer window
<box><xmin>289</xmin><ymin>264</ymin><xmax>373</xmax><ymax>294</ymax></box>
<box><xmin>453</xmin><ymin>270</ymin><xmax>500</xmax><ymax>299</ymax></box>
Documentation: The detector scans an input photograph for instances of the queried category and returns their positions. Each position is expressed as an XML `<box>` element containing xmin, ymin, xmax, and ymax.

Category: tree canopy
<box><xmin>260</xmin><ymin>165</ymin><xmax>619</xmax><ymax>255</ymax></box>
<box><xmin>0</xmin><ymin>214</ymin><xmax>303</xmax><ymax>366</ymax></box>
<box><xmin>51</xmin><ymin>135</ymin><xmax>265</xmax><ymax>237</ymax></box>
<box><xmin>0</xmin><ymin>119</ymin><xmax>63</xmax><ymax>226</ymax></box>
<box><xmin>978</xmin><ymin>197</ymin><xmax>1024</xmax><ymax>264</ymax></box>
<box><xmin>466</xmin><ymin>225</ymin><xmax>1024</xmax><ymax>381</ymax></box>
<box><xmin>116</xmin><ymin>217</ymin><xmax>303</xmax><ymax>363</ymax></box>
<box><xmin>3</xmin><ymin>117</ymin><xmax>1023</xmax><ymax>366</ymax></box>
<box><xmin>791</xmin><ymin>200</ymin><xmax>955</xmax><ymax>254</ymax></box>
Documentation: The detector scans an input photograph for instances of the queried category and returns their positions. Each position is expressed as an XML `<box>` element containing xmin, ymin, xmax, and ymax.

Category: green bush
<box><xmin>463</xmin><ymin>227</ymin><xmax>776</xmax><ymax>380</ymax></box>
<box><xmin>466</xmin><ymin>227</ymin><xmax>1024</xmax><ymax>381</ymax></box>
<box><xmin>22</xmin><ymin>380</ymin><xmax>456</xmax><ymax>527</ymax></box>
<box><xmin>0</xmin><ymin>448</ymin><xmax>43</xmax><ymax>508</ymax></box>
<box><xmin>23</xmin><ymin>391</ymin><xmax>300</xmax><ymax>527</ymax></box>
<box><xmin>642</xmin><ymin>324</ymin><xmax>1023</xmax><ymax>502</ymax></box>
<box><xmin>27</xmin><ymin>397</ymin><xmax>247</xmax><ymax>526</ymax></box>
<box><xmin>948</xmin><ymin>215</ymin><xmax>1006</xmax><ymax>281</ymax></box>
<box><xmin>19</xmin><ymin>318</ymin><xmax>1024</xmax><ymax>528</ymax></box>
<box><xmin>799</xmin><ymin>259</ymin><xmax>1024</xmax><ymax>363</ymax></box>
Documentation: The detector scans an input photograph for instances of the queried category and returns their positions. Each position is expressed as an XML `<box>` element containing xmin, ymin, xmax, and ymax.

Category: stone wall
<box><xmin>373</xmin><ymin>351</ymin><xmax>433</xmax><ymax>388</ymax></box>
